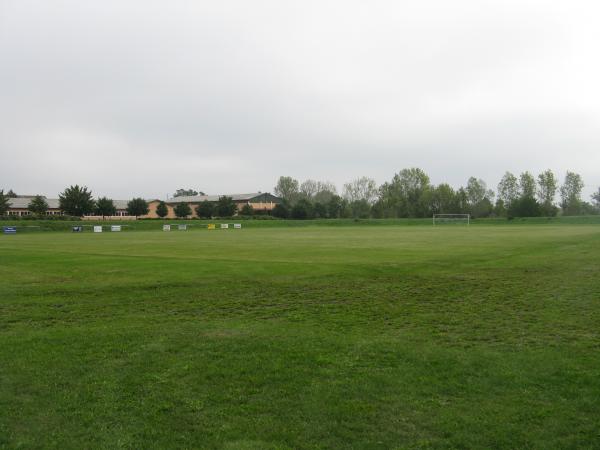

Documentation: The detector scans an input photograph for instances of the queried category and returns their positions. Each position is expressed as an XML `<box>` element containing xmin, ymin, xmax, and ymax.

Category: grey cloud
<box><xmin>1</xmin><ymin>0</ymin><xmax>599</xmax><ymax>199</ymax></box>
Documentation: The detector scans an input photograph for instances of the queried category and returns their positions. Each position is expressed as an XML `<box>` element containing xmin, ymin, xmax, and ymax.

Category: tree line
<box><xmin>2</xmin><ymin>171</ymin><xmax>599</xmax><ymax>220</ymax></box>
<box><xmin>0</xmin><ymin>185</ymin><xmax>241</xmax><ymax>219</ymax></box>
<box><xmin>272</xmin><ymin>169</ymin><xmax>600</xmax><ymax>219</ymax></box>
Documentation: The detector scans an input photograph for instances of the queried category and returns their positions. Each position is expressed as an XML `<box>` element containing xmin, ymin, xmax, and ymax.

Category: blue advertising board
<box><xmin>72</xmin><ymin>226</ymin><xmax>83</xmax><ymax>232</ymax></box>
<box><xmin>3</xmin><ymin>226</ymin><xmax>17</xmax><ymax>234</ymax></box>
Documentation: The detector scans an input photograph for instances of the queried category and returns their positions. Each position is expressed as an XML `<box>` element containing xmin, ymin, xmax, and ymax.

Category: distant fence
<box><xmin>82</xmin><ymin>216</ymin><xmax>138</xmax><ymax>221</ymax></box>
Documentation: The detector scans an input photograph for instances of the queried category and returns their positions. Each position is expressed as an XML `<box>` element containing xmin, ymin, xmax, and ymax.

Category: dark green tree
<box><xmin>313</xmin><ymin>182</ymin><xmax>337</xmax><ymax>204</ymax></box>
<box><xmin>470</xmin><ymin>198</ymin><xmax>494</xmax><ymax>218</ymax></box>
<box><xmin>173</xmin><ymin>189</ymin><xmax>199</xmax><ymax>198</ymax></box>
<box><xmin>560</xmin><ymin>171</ymin><xmax>584</xmax><ymax>215</ymax></box>
<box><xmin>339</xmin><ymin>198</ymin><xmax>353</xmax><ymax>218</ymax></box>
<box><xmin>519</xmin><ymin>172</ymin><xmax>536</xmax><ymax>199</ymax></box>
<box><xmin>0</xmin><ymin>190</ymin><xmax>12</xmax><ymax>216</ymax></box>
<box><xmin>156</xmin><ymin>201</ymin><xmax>169</xmax><ymax>218</ymax></box>
<box><xmin>326</xmin><ymin>195</ymin><xmax>343</xmax><ymax>218</ymax></box>
<box><xmin>494</xmin><ymin>199</ymin><xmax>507</xmax><ymax>217</ymax></box>
<box><xmin>95</xmin><ymin>197</ymin><xmax>116</xmax><ymax>217</ymax></box>
<box><xmin>350</xmin><ymin>199</ymin><xmax>371</xmax><ymax>218</ymax></box>
<box><xmin>59</xmin><ymin>185</ymin><xmax>95</xmax><ymax>217</ymax></box>
<box><xmin>216</xmin><ymin>196</ymin><xmax>237</xmax><ymax>217</ymax></box>
<box><xmin>430</xmin><ymin>183</ymin><xmax>456</xmax><ymax>215</ymax></box>
<box><xmin>466</xmin><ymin>177</ymin><xmax>494</xmax><ymax>217</ymax></box>
<box><xmin>240</xmin><ymin>204</ymin><xmax>254</xmax><ymax>216</ymax></box>
<box><xmin>6</xmin><ymin>189</ymin><xmax>17</xmax><ymax>198</ymax></box>
<box><xmin>126</xmin><ymin>198</ymin><xmax>149</xmax><ymax>218</ymax></box>
<box><xmin>174</xmin><ymin>202</ymin><xmax>192</xmax><ymax>218</ymax></box>
<box><xmin>580</xmin><ymin>201</ymin><xmax>599</xmax><ymax>215</ymax></box>
<box><xmin>537</xmin><ymin>169</ymin><xmax>558</xmax><ymax>215</ymax></box>
<box><xmin>378</xmin><ymin>168</ymin><xmax>431</xmax><ymax>218</ymax></box>
<box><xmin>497</xmin><ymin>172</ymin><xmax>519</xmax><ymax>209</ymax></box>
<box><xmin>195</xmin><ymin>201</ymin><xmax>214</xmax><ymax>218</ymax></box>
<box><xmin>291</xmin><ymin>198</ymin><xmax>314</xmax><ymax>219</ymax></box>
<box><xmin>313</xmin><ymin>202</ymin><xmax>327</xmax><ymax>218</ymax></box>
<box><xmin>591</xmin><ymin>188</ymin><xmax>600</xmax><ymax>209</ymax></box>
<box><xmin>508</xmin><ymin>196</ymin><xmax>541</xmax><ymax>218</ymax></box>
<box><xmin>28</xmin><ymin>195</ymin><xmax>49</xmax><ymax>216</ymax></box>
<box><xmin>370</xmin><ymin>199</ymin><xmax>386</xmax><ymax>218</ymax></box>
<box><xmin>272</xmin><ymin>201</ymin><xmax>290</xmax><ymax>218</ymax></box>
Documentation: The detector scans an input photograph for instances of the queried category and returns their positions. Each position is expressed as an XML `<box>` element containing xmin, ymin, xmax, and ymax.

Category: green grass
<box><xmin>3</xmin><ymin>214</ymin><xmax>600</xmax><ymax>233</ymax></box>
<box><xmin>1</xmin><ymin>224</ymin><xmax>600</xmax><ymax>449</ymax></box>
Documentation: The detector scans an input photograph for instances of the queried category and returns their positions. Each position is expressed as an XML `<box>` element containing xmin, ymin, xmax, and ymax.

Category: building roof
<box><xmin>8</xmin><ymin>197</ymin><xmax>130</xmax><ymax>210</ymax></box>
<box><xmin>164</xmin><ymin>193</ymin><xmax>280</xmax><ymax>203</ymax></box>
<box><xmin>112</xmin><ymin>200</ymin><xmax>130</xmax><ymax>210</ymax></box>
<box><xmin>8</xmin><ymin>197</ymin><xmax>61</xmax><ymax>209</ymax></box>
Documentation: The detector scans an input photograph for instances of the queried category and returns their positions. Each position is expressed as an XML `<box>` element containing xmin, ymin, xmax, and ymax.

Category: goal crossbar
<box><xmin>432</xmin><ymin>214</ymin><xmax>470</xmax><ymax>225</ymax></box>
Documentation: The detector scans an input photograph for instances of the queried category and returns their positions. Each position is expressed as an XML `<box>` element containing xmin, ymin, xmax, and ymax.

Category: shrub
<box><xmin>174</xmin><ymin>202</ymin><xmax>192</xmax><ymax>218</ymax></box>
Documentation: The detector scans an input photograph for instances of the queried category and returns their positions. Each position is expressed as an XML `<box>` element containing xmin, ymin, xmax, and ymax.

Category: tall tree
<box><xmin>274</xmin><ymin>176</ymin><xmax>300</xmax><ymax>204</ymax></box>
<box><xmin>174</xmin><ymin>202</ymin><xmax>192</xmax><ymax>218</ymax></box>
<box><xmin>195</xmin><ymin>201</ymin><xmax>214</xmax><ymax>218</ymax></box>
<box><xmin>537</xmin><ymin>170</ymin><xmax>557</xmax><ymax>204</ymax></box>
<box><xmin>95</xmin><ymin>197</ymin><xmax>116</xmax><ymax>217</ymax></box>
<box><xmin>313</xmin><ymin>202</ymin><xmax>327</xmax><ymax>218</ymax></box>
<box><xmin>455</xmin><ymin>187</ymin><xmax>470</xmax><ymax>214</ymax></box>
<box><xmin>349</xmin><ymin>199</ymin><xmax>371</xmax><ymax>218</ymax></box>
<box><xmin>272</xmin><ymin>201</ymin><xmax>290</xmax><ymax>219</ymax></box>
<box><xmin>466</xmin><ymin>177</ymin><xmax>488</xmax><ymax>205</ymax></box>
<box><xmin>6</xmin><ymin>189</ymin><xmax>17</xmax><ymax>198</ymax></box>
<box><xmin>537</xmin><ymin>170</ymin><xmax>558</xmax><ymax>216</ymax></box>
<box><xmin>28</xmin><ymin>195</ymin><xmax>49</xmax><ymax>216</ymax></box>
<box><xmin>299</xmin><ymin>179</ymin><xmax>319</xmax><ymax>199</ymax></box>
<box><xmin>465</xmin><ymin>177</ymin><xmax>494</xmax><ymax>218</ymax></box>
<box><xmin>313</xmin><ymin>181</ymin><xmax>337</xmax><ymax>204</ymax></box>
<box><xmin>0</xmin><ymin>190</ymin><xmax>11</xmax><ymax>216</ymax></box>
<box><xmin>59</xmin><ymin>185</ymin><xmax>95</xmax><ymax>217</ymax></box>
<box><xmin>430</xmin><ymin>183</ymin><xmax>456</xmax><ymax>214</ymax></box>
<box><xmin>379</xmin><ymin>168</ymin><xmax>431</xmax><ymax>217</ymax></box>
<box><xmin>156</xmin><ymin>201</ymin><xmax>169</xmax><ymax>218</ymax></box>
<box><xmin>327</xmin><ymin>195</ymin><xmax>344</xmax><ymax>218</ymax></box>
<box><xmin>216</xmin><ymin>196</ymin><xmax>237</xmax><ymax>217</ymax></box>
<box><xmin>343</xmin><ymin>177</ymin><xmax>378</xmax><ymax>204</ymax></box>
<box><xmin>508</xmin><ymin>197</ymin><xmax>541</xmax><ymax>218</ymax></box>
<box><xmin>127</xmin><ymin>198</ymin><xmax>149</xmax><ymax>218</ymax></box>
<box><xmin>173</xmin><ymin>189</ymin><xmax>199</xmax><ymax>198</ymax></box>
<box><xmin>560</xmin><ymin>171</ymin><xmax>584</xmax><ymax>215</ymax></box>
<box><xmin>497</xmin><ymin>172</ymin><xmax>519</xmax><ymax>207</ymax></box>
<box><xmin>291</xmin><ymin>198</ymin><xmax>314</xmax><ymax>219</ymax></box>
<box><xmin>591</xmin><ymin>188</ymin><xmax>600</xmax><ymax>208</ymax></box>
<box><xmin>519</xmin><ymin>172</ymin><xmax>536</xmax><ymax>199</ymax></box>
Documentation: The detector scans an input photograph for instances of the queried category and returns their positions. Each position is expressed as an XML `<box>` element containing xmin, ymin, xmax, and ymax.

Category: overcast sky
<box><xmin>1</xmin><ymin>0</ymin><xmax>599</xmax><ymax>200</ymax></box>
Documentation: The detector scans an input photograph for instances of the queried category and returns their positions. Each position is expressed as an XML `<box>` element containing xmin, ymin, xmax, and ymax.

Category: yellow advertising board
<box><xmin>207</xmin><ymin>224</ymin><xmax>216</xmax><ymax>230</ymax></box>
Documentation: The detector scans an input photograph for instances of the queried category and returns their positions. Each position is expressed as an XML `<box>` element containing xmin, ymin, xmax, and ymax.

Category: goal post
<box><xmin>432</xmin><ymin>213</ymin><xmax>470</xmax><ymax>226</ymax></box>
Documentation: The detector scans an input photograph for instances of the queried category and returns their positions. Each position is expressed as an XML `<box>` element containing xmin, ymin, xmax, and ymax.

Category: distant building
<box><xmin>6</xmin><ymin>196</ymin><xmax>130</xmax><ymax>217</ymax></box>
<box><xmin>145</xmin><ymin>193</ymin><xmax>282</xmax><ymax>218</ymax></box>
<box><xmin>5</xmin><ymin>193</ymin><xmax>282</xmax><ymax>218</ymax></box>
<box><xmin>6</xmin><ymin>196</ymin><xmax>62</xmax><ymax>217</ymax></box>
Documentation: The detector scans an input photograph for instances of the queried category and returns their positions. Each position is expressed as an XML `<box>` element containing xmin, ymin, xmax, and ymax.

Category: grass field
<box><xmin>1</xmin><ymin>223</ymin><xmax>600</xmax><ymax>449</ymax></box>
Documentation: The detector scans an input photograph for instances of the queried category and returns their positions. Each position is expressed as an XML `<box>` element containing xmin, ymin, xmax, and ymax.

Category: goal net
<box><xmin>432</xmin><ymin>214</ymin><xmax>470</xmax><ymax>225</ymax></box>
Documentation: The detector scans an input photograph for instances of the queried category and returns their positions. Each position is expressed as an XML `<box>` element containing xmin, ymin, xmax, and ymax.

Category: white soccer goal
<box><xmin>432</xmin><ymin>214</ymin><xmax>470</xmax><ymax>226</ymax></box>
